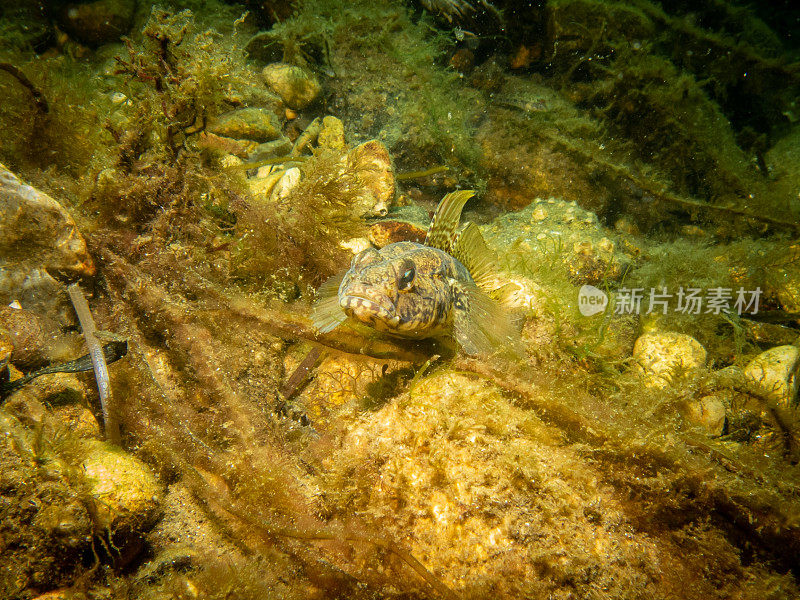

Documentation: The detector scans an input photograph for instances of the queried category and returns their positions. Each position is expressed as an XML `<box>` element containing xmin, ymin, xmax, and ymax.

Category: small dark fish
<box><xmin>0</xmin><ymin>340</ymin><xmax>128</xmax><ymax>401</ymax></box>
<box><xmin>313</xmin><ymin>191</ymin><xmax>521</xmax><ymax>356</ymax></box>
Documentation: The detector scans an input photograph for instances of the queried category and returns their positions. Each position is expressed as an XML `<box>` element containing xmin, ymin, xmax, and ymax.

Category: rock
<box><xmin>207</xmin><ymin>107</ymin><xmax>280</xmax><ymax>143</ymax></box>
<box><xmin>339</xmin><ymin>237</ymin><xmax>372</xmax><ymax>255</ymax></box>
<box><xmin>247</xmin><ymin>164</ymin><xmax>303</xmax><ymax>203</ymax></box>
<box><xmin>0</xmin><ymin>412</ymin><xmax>94</xmax><ymax>592</ymax></box>
<box><xmin>57</xmin><ymin>0</ymin><xmax>136</xmax><ymax>47</ymax></box>
<box><xmin>0</xmin><ymin>164</ymin><xmax>95</xmax><ymax>278</ymax></box>
<box><xmin>318</xmin><ymin>115</ymin><xmax>346</xmax><ymax>151</ymax></box>
<box><xmin>633</xmin><ymin>332</ymin><xmax>707</xmax><ymax>388</ymax></box>
<box><xmin>248</xmin><ymin>137</ymin><xmax>293</xmax><ymax>162</ymax></box>
<box><xmin>262</xmin><ymin>63</ymin><xmax>321</xmax><ymax>110</ymax></box>
<box><xmin>81</xmin><ymin>440</ymin><xmax>164</xmax><ymax>534</ymax></box>
<box><xmin>482</xmin><ymin>198</ymin><xmax>637</xmax><ymax>287</ymax></box>
<box><xmin>347</xmin><ymin>140</ymin><xmax>395</xmax><ymax>217</ymax></box>
<box><xmin>369</xmin><ymin>220</ymin><xmax>427</xmax><ymax>247</ymax></box>
<box><xmin>0</xmin><ymin>2</ymin><xmax>53</xmax><ymax>51</ymax></box>
<box><xmin>196</xmin><ymin>132</ymin><xmax>259</xmax><ymax>159</ymax></box>
<box><xmin>273</xmin><ymin>166</ymin><xmax>302</xmax><ymax>200</ymax></box>
<box><xmin>0</xmin><ymin>329</ymin><xmax>11</xmax><ymax>365</ymax></box>
<box><xmin>686</xmin><ymin>395</ymin><xmax>727</xmax><ymax>436</ymax></box>
<box><xmin>743</xmin><ymin>345</ymin><xmax>800</xmax><ymax>408</ymax></box>
<box><xmin>0</xmin><ymin>305</ymin><xmax>61</xmax><ymax>370</ymax></box>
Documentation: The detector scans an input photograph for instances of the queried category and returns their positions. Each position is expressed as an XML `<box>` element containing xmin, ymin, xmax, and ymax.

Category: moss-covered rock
<box><xmin>208</xmin><ymin>107</ymin><xmax>281</xmax><ymax>143</ymax></box>
<box><xmin>633</xmin><ymin>331</ymin><xmax>707</xmax><ymax>388</ymax></box>
<box><xmin>81</xmin><ymin>439</ymin><xmax>164</xmax><ymax>534</ymax></box>
<box><xmin>57</xmin><ymin>0</ymin><xmax>136</xmax><ymax>47</ymax></box>
<box><xmin>262</xmin><ymin>63</ymin><xmax>321</xmax><ymax>110</ymax></box>
<box><xmin>743</xmin><ymin>345</ymin><xmax>800</xmax><ymax>408</ymax></box>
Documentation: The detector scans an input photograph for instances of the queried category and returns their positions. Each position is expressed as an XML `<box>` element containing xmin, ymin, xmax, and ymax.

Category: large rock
<box><xmin>0</xmin><ymin>164</ymin><xmax>95</xmax><ymax>278</ymax></box>
<box><xmin>743</xmin><ymin>345</ymin><xmax>800</xmax><ymax>408</ymax></box>
<box><xmin>81</xmin><ymin>440</ymin><xmax>164</xmax><ymax>534</ymax></box>
<box><xmin>0</xmin><ymin>165</ymin><xmax>94</xmax><ymax>321</ymax></box>
<box><xmin>482</xmin><ymin>198</ymin><xmax>637</xmax><ymax>287</ymax></box>
<box><xmin>207</xmin><ymin>107</ymin><xmax>281</xmax><ymax>143</ymax></box>
<box><xmin>633</xmin><ymin>331</ymin><xmax>707</xmax><ymax>388</ymax></box>
<box><xmin>262</xmin><ymin>63</ymin><xmax>321</xmax><ymax>110</ymax></box>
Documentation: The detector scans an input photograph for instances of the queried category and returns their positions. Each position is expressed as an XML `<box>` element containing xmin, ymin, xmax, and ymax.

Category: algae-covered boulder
<box><xmin>482</xmin><ymin>198</ymin><xmax>637</xmax><ymax>287</ymax></box>
<box><xmin>262</xmin><ymin>63</ymin><xmax>321</xmax><ymax>110</ymax></box>
<box><xmin>743</xmin><ymin>345</ymin><xmax>800</xmax><ymax>408</ymax></box>
<box><xmin>633</xmin><ymin>331</ymin><xmax>707</xmax><ymax>388</ymax></box>
<box><xmin>0</xmin><ymin>164</ymin><xmax>95</xmax><ymax>278</ymax></box>
<box><xmin>81</xmin><ymin>440</ymin><xmax>164</xmax><ymax>534</ymax></box>
<box><xmin>207</xmin><ymin>107</ymin><xmax>281</xmax><ymax>143</ymax></box>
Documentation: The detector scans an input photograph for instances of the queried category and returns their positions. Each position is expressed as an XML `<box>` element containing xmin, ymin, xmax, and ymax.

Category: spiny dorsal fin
<box><xmin>453</xmin><ymin>222</ymin><xmax>497</xmax><ymax>290</ymax></box>
<box><xmin>424</xmin><ymin>190</ymin><xmax>476</xmax><ymax>254</ymax></box>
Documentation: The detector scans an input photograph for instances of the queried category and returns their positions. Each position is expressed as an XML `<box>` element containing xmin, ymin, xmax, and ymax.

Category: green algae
<box><xmin>1</xmin><ymin>0</ymin><xmax>800</xmax><ymax>599</ymax></box>
<box><xmin>263</xmin><ymin>0</ymin><xmax>485</xmax><ymax>176</ymax></box>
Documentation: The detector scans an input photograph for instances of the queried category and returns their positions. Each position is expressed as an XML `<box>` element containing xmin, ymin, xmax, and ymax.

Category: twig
<box><xmin>68</xmin><ymin>283</ymin><xmax>121</xmax><ymax>444</ymax></box>
<box><xmin>280</xmin><ymin>346</ymin><xmax>324</xmax><ymax>400</ymax></box>
<box><xmin>0</xmin><ymin>63</ymin><xmax>49</xmax><ymax>113</ymax></box>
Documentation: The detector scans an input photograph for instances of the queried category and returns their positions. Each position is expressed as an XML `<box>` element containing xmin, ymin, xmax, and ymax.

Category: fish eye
<box><xmin>398</xmin><ymin>264</ymin><xmax>415</xmax><ymax>291</ymax></box>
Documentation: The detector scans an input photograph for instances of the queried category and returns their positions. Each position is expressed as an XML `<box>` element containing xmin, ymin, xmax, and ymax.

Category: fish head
<box><xmin>338</xmin><ymin>246</ymin><xmax>450</xmax><ymax>337</ymax></box>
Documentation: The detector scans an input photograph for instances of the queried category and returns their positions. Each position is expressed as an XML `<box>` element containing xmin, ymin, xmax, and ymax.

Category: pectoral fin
<box><xmin>452</xmin><ymin>281</ymin><xmax>524</xmax><ymax>357</ymax></box>
<box><xmin>312</xmin><ymin>272</ymin><xmax>347</xmax><ymax>333</ymax></box>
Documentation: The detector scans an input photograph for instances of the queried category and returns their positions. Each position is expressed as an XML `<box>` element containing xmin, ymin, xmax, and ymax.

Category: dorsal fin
<box><xmin>453</xmin><ymin>222</ymin><xmax>497</xmax><ymax>289</ymax></box>
<box><xmin>424</xmin><ymin>190</ymin><xmax>476</xmax><ymax>254</ymax></box>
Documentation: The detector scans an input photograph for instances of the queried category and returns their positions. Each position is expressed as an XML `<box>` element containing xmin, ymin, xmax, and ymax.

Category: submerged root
<box><xmin>0</xmin><ymin>63</ymin><xmax>49</xmax><ymax>113</ymax></box>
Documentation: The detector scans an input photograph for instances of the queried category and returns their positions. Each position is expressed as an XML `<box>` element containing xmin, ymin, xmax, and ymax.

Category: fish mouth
<box><xmin>340</xmin><ymin>295</ymin><xmax>401</xmax><ymax>328</ymax></box>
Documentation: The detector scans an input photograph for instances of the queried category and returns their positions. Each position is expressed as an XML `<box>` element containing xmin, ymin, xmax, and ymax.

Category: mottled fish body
<box><xmin>313</xmin><ymin>191</ymin><xmax>520</xmax><ymax>356</ymax></box>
